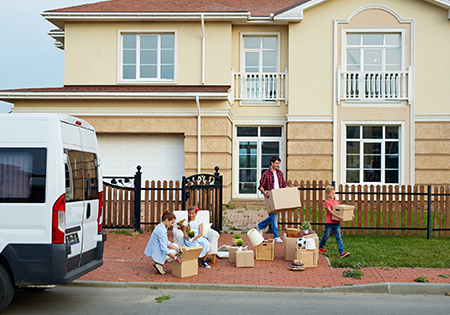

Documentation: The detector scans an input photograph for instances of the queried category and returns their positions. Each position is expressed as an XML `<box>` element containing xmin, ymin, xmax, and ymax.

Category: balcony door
<box><xmin>236</xmin><ymin>126</ymin><xmax>283</xmax><ymax>198</ymax></box>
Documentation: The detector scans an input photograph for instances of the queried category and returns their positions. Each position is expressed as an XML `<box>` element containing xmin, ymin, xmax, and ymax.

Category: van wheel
<box><xmin>0</xmin><ymin>265</ymin><xmax>14</xmax><ymax>312</ymax></box>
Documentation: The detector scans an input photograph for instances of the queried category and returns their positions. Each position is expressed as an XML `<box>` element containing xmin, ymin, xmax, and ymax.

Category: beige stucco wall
<box><xmin>287</xmin><ymin>122</ymin><xmax>333</xmax><ymax>182</ymax></box>
<box><xmin>65</xmin><ymin>21</ymin><xmax>232</xmax><ymax>86</ymax></box>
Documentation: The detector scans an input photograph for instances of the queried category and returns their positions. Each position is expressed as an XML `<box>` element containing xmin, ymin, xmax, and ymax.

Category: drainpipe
<box><xmin>201</xmin><ymin>14</ymin><xmax>205</xmax><ymax>86</ymax></box>
<box><xmin>196</xmin><ymin>96</ymin><xmax>201</xmax><ymax>174</ymax></box>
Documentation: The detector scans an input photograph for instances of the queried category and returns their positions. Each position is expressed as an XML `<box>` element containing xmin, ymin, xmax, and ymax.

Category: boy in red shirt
<box><xmin>318</xmin><ymin>186</ymin><xmax>351</xmax><ymax>258</ymax></box>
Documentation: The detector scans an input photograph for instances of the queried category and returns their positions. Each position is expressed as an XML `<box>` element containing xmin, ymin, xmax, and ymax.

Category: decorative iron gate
<box><xmin>102</xmin><ymin>166</ymin><xmax>223</xmax><ymax>232</ymax></box>
<box><xmin>182</xmin><ymin>166</ymin><xmax>223</xmax><ymax>232</ymax></box>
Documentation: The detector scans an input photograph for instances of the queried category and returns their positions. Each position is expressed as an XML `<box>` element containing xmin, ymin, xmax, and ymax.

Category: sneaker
<box><xmin>201</xmin><ymin>261</ymin><xmax>211</xmax><ymax>269</ymax></box>
<box><xmin>153</xmin><ymin>263</ymin><xmax>166</xmax><ymax>275</ymax></box>
<box><xmin>340</xmin><ymin>252</ymin><xmax>350</xmax><ymax>258</ymax></box>
<box><xmin>274</xmin><ymin>237</ymin><xmax>283</xmax><ymax>243</ymax></box>
<box><xmin>318</xmin><ymin>247</ymin><xmax>327</xmax><ymax>255</ymax></box>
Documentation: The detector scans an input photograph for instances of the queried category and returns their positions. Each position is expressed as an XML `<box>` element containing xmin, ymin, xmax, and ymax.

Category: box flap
<box><xmin>179</xmin><ymin>246</ymin><xmax>203</xmax><ymax>260</ymax></box>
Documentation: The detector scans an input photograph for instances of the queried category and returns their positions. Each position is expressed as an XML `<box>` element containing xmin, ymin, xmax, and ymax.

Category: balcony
<box><xmin>233</xmin><ymin>70</ymin><xmax>288</xmax><ymax>105</ymax></box>
<box><xmin>337</xmin><ymin>67</ymin><xmax>411</xmax><ymax>104</ymax></box>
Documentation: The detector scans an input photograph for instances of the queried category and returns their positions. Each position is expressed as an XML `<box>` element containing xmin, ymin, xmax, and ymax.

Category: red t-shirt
<box><xmin>324</xmin><ymin>198</ymin><xmax>341</xmax><ymax>224</ymax></box>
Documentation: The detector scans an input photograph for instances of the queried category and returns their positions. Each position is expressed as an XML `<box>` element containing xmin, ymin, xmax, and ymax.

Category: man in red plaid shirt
<box><xmin>256</xmin><ymin>156</ymin><xmax>288</xmax><ymax>243</ymax></box>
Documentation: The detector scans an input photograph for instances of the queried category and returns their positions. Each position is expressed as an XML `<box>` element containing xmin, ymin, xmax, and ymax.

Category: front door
<box><xmin>236</xmin><ymin>126</ymin><xmax>283</xmax><ymax>198</ymax></box>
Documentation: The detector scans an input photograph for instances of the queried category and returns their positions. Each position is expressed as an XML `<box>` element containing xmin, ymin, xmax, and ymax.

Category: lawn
<box><xmin>317</xmin><ymin>234</ymin><xmax>450</xmax><ymax>269</ymax></box>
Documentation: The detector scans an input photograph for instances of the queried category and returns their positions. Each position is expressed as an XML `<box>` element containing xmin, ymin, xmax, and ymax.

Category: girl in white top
<box><xmin>144</xmin><ymin>211</ymin><xmax>183</xmax><ymax>275</ymax></box>
<box><xmin>183</xmin><ymin>206</ymin><xmax>211</xmax><ymax>269</ymax></box>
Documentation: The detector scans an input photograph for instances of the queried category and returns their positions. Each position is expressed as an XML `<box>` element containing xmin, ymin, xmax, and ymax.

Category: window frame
<box><xmin>342</xmin><ymin>28</ymin><xmax>407</xmax><ymax>73</ymax></box>
<box><xmin>240</xmin><ymin>32</ymin><xmax>281</xmax><ymax>75</ymax></box>
<box><xmin>118</xmin><ymin>30</ymin><xmax>177</xmax><ymax>84</ymax></box>
<box><xmin>340</xmin><ymin>120</ymin><xmax>406</xmax><ymax>186</ymax></box>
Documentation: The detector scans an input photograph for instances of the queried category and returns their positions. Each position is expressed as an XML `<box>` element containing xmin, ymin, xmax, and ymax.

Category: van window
<box><xmin>0</xmin><ymin>148</ymin><xmax>46</xmax><ymax>203</ymax></box>
<box><xmin>65</xmin><ymin>149</ymin><xmax>98</xmax><ymax>202</ymax></box>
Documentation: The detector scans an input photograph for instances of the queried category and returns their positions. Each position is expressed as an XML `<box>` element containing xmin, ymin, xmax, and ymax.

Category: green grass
<box><xmin>155</xmin><ymin>295</ymin><xmax>173</xmax><ymax>303</ymax></box>
<box><xmin>321</xmin><ymin>234</ymin><xmax>450</xmax><ymax>268</ymax></box>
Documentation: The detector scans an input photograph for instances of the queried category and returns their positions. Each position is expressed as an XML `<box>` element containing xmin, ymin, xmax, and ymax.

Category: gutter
<box><xmin>196</xmin><ymin>96</ymin><xmax>201</xmax><ymax>174</ymax></box>
<box><xmin>201</xmin><ymin>15</ymin><xmax>205</xmax><ymax>86</ymax></box>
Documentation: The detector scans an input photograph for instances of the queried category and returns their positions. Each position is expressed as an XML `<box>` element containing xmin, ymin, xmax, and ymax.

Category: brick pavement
<box><xmin>80</xmin><ymin>230</ymin><xmax>450</xmax><ymax>287</ymax></box>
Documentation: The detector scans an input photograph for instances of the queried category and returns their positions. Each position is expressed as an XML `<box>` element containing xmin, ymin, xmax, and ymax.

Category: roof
<box><xmin>0</xmin><ymin>85</ymin><xmax>232</xmax><ymax>102</ymax></box>
<box><xmin>45</xmin><ymin>0</ymin><xmax>311</xmax><ymax>18</ymax></box>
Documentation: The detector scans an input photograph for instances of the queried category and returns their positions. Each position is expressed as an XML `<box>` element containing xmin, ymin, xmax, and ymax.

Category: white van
<box><xmin>0</xmin><ymin>113</ymin><xmax>105</xmax><ymax>311</ymax></box>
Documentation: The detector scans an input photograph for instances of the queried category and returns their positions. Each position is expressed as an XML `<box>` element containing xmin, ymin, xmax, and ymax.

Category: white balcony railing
<box><xmin>233</xmin><ymin>70</ymin><xmax>288</xmax><ymax>104</ymax></box>
<box><xmin>337</xmin><ymin>67</ymin><xmax>411</xmax><ymax>104</ymax></box>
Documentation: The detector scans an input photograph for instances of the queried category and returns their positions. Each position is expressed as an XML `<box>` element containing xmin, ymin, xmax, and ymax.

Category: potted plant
<box><xmin>300</xmin><ymin>221</ymin><xmax>312</xmax><ymax>236</ymax></box>
<box><xmin>232</xmin><ymin>233</ymin><xmax>241</xmax><ymax>246</ymax></box>
<box><xmin>187</xmin><ymin>230</ymin><xmax>195</xmax><ymax>242</ymax></box>
<box><xmin>236</xmin><ymin>239</ymin><xmax>244</xmax><ymax>251</ymax></box>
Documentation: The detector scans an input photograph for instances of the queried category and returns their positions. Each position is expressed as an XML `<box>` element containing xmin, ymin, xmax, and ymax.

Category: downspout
<box><xmin>196</xmin><ymin>96</ymin><xmax>201</xmax><ymax>174</ymax></box>
<box><xmin>201</xmin><ymin>14</ymin><xmax>205</xmax><ymax>86</ymax></box>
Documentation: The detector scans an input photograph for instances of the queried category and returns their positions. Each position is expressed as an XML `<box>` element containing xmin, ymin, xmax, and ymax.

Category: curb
<box><xmin>69</xmin><ymin>281</ymin><xmax>450</xmax><ymax>295</ymax></box>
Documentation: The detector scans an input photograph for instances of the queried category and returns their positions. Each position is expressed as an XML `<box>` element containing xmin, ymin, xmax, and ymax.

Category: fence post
<box><xmin>427</xmin><ymin>185</ymin><xmax>431</xmax><ymax>240</ymax></box>
<box><xmin>181</xmin><ymin>176</ymin><xmax>186</xmax><ymax>210</ymax></box>
<box><xmin>214</xmin><ymin>166</ymin><xmax>223</xmax><ymax>232</ymax></box>
<box><xmin>134</xmin><ymin>165</ymin><xmax>142</xmax><ymax>232</ymax></box>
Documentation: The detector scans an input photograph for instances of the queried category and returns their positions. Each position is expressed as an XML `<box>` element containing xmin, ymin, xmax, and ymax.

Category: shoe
<box><xmin>153</xmin><ymin>263</ymin><xmax>166</xmax><ymax>275</ymax></box>
<box><xmin>201</xmin><ymin>261</ymin><xmax>211</xmax><ymax>269</ymax></box>
<box><xmin>318</xmin><ymin>247</ymin><xmax>327</xmax><ymax>255</ymax></box>
<box><xmin>274</xmin><ymin>237</ymin><xmax>283</xmax><ymax>243</ymax></box>
<box><xmin>340</xmin><ymin>252</ymin><xmax>350</xmax><ymax>258</ymax></box>
<box><xmin>256</xmin><ymin>226</ymin><xmax>263</xmax><ymax>235</ymax></box>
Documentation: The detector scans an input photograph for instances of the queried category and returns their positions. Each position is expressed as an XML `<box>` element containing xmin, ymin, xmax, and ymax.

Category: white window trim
<box><xmin>232</xmin><ymin>119</ymin><xmax>286</xmax><ymax>199</ymax></box>
<box><xmin>341</xmin><ymin>27</ymin><xmax>407</xmax><ymax>73</ymax></box>
<box><xmin>117</xmin><ymin>30</ymin><xmax>177</xmax><ymax>84</ymax></box>
<box><xmin>340</xmin><ymin>120</ymin><xmax>407</xmax><ymax>186</ymax></box>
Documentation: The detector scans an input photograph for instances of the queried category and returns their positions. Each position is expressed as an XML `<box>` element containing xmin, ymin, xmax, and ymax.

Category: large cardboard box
<box><xmin>236</xmin><ymin>250</ymin><xmax>254</xmax><ymax>268</ymax></box>
<box><xmin>229</xmin><ymin>245</ymin><xmax>247</xmax><ymax>263</ymax></box>
<box><xmin>265</xmin><ymin>187</ymin><xmax>301</xmax><ymax>214</ymax></box>
<box><xmin>172</xmin><ymin>246</ymin><xmax>202</xmax><ymax>278</ymax></box>
<box><xmin>332</xmin><ymin>205</ymin><xmax>355</xmax><ymax>221</ymax></box>
<box><xmin>297</xmin><ymin>249</ymin><xmax>317</xmax><ymax>267</ymax></box>
<box><xmin>283</xmin><ymin>234</ymin><xmax>298</xmax><ymax>261</ymax></box>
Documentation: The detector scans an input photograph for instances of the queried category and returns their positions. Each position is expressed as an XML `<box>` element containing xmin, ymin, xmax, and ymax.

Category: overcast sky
<box><xmin>0</xmin><ymin>0</ymin><xmax>99</xmax><ymax>112</ymax></box>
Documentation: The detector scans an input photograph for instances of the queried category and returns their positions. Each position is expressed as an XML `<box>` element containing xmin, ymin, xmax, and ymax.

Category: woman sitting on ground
<box><xmin>144</xmin><ymin>211</ymin><xmax>184</xmax><ymax>275</ymax></box>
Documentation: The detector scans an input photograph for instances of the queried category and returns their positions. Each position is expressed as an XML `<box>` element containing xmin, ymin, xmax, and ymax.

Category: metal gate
<box><xmin>102</xmin><ymin>166</ymin><xmax>223</xmax><ymax>232</ymax></box>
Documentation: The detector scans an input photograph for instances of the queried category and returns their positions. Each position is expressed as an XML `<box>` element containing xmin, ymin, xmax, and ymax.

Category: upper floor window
<box><xmin>121</xmin><ymin>33</ymin><xmax>175</xmax><ymax>82</ymax></box>
<box><xmin>243</xmin><ymin>36</ymin><xmax>277</xmax><ymax>73</ymax></box>
<box><xmin>346</xmin><ymin>125</ymin><xmax>400</xmax><ymax>184</ymax></box>
<box><xmin>346</xmin><ymin>33</ymin><xmax>402</xmax><ymax>72</ymax></box>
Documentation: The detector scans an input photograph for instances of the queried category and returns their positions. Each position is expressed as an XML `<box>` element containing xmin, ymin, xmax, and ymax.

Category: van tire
<box><xmin>0</xmin><ymin>264</ymin><xmax>14</xmax><ymax>312</ymax></box>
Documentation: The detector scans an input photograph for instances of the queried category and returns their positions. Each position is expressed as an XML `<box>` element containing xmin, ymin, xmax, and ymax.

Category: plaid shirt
<box><xmin>258</xmin><ymin>168</ymin><xmax>288</xmax><ymax>191</ymax></box>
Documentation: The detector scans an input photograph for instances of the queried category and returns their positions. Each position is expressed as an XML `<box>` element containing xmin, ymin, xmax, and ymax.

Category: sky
<box><xmin>0</xmin><ymin>0</ymin><xmax>99</xmax><ymax>113</ymax></box>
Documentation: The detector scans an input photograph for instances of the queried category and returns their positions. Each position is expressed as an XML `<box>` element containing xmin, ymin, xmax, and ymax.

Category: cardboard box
<box><xmin>256</xmin><ymin>239</ymin><xmax>274</xmax><ymax>260</ymax></box>
<box><xmin>236</xmin><ymin>250</ymin><xmax>254</xmax><ymax>268</ymax></box>
<box><xmin>265</xmin><ymin>187</ymin><xmax>301</xmax><ymax>214</ymax></box>
<box><xmin>332</xmin><ymin>205</ymin><xmax>355</xmax><ymax>221</ymax></box>
<box><xmin>283</xmin><ymin>234</ymin><xmax>298</xmax><ymax>261</ymax></box>
<box><xmin>229</xmin><ymin>245</ymin><xmax>247</xmax><ymax>263</ymax></box>
<box><xmin>303</xmin><ymin>232</ymin><xmax>319</xmax><ymax>262</ymax></box>
<box><xmin>172</xmin><ymin>246</ymin><xmax>202</xmax><ymax>278</ymax></box>
<box><xmin>297</xmin><ymin>249</ymin><xmax>317</xmax><ymax>267</ymax></box>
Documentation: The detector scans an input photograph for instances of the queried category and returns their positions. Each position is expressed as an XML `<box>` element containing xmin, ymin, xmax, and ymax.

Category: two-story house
<box><xmin>1</xmin><ymin>0</ymin><xmax>450</xmax><ymax>203</ymax></box>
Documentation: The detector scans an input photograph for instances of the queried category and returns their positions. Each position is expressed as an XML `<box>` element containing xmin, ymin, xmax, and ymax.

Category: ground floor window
<box><xmin>237</xmin><ymin>126</ymin><xmax>283</xmax><ymax>196</ymax></box>
<box><xmin>346</xmin><ymin>125</ymin><xmax>399</xmax><ymax>184</ymax></box>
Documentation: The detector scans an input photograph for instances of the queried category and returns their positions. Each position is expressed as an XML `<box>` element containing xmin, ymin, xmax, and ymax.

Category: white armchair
<box><xmin>172</xmin><ymin>210</ymin><xmax>220</xmax><ymax>263</ymax></box>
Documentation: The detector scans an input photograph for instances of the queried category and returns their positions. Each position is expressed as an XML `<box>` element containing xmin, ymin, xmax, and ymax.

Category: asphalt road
<box><xmin>3</xmin><ymin>285</ymin><xmax>450</xmax><ymax>315</ymax></box>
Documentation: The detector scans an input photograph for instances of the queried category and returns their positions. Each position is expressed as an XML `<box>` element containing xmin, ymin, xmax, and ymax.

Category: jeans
<box><xmin>258</xmin><ymin>212</ymin><xmax>280</xmax><ymax>238</ymax></box>
<box><xmin>319</xmin><ymin>223</ymin><xmax>344</xmax><ymax>254</ymax></box>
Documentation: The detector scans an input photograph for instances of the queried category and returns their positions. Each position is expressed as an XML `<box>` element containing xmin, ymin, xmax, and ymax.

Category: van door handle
<box><xmin>86</xmin><ymin>203</ymin><xmax>91</xmax><ymax>219</ymax></box>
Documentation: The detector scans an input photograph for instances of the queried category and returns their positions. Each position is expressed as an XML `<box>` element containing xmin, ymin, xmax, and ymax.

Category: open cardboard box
<box><xmin>265</xmin><ymin>187</ymin><xmax>301</xmax><ymax>214</ymax></box>
<box><xmin>236</xmin><ymin>250</ymin><xmax>254</xmax><ymax>268</ymax></box>
<box><xmin>172</xmin><ymin>246</ymin><xmax>203</xmax><ymax>278</ymax></box>
<box><xmin>229</xmin><ymin>245</ymin><xmax>248</xmax><ymax>263</ymax></box>
<box><xmin>332</xmin><ymin>205</ymin><xmax>355</xmax><ymax>221</ymax></box>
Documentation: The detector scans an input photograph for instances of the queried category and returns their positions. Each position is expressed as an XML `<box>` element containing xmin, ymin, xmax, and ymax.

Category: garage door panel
<box><xmin>98</xmin><ymin>134</ymin><xmax>184</xmax><ymax>182</ymax></box>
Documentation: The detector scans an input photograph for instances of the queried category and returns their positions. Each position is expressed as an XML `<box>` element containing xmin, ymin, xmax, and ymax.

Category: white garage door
<box><xmin>97</xmin><ymin>134</ymin><xmax>185</xmax><ymax>183</ymax></box>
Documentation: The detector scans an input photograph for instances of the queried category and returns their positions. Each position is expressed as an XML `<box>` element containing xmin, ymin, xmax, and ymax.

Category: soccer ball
<box><xmin>296</xmin><ymin>237</ymin><xmax>305</xmax><ymax>249</ymax></box>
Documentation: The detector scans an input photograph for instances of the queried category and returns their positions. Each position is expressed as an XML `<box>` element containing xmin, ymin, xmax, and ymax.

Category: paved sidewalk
<box><xmin>79</xmin><ymin>230</ymin><xmax>450</xmax><ymax>292</ymax></box>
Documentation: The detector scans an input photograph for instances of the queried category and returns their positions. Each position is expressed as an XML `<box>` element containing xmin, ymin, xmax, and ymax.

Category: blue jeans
<box><xmin>258</xmin><ymin>212</ymin><xmax>280</xmax><ymax>238</ymax></box>
<box><xmin>319</xmin><ymin>223</ymin><xmax>344</xmax><ymax>254</ymax></box>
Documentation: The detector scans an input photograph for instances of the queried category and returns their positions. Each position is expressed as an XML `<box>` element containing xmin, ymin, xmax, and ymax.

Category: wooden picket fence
<box><xmin>283</xmin><ymin>180</ymin><xmax>450</xmax><ymax>237</ymax></box>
